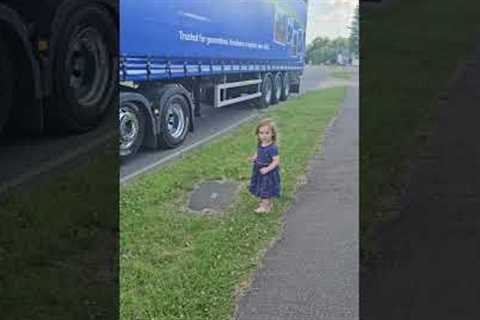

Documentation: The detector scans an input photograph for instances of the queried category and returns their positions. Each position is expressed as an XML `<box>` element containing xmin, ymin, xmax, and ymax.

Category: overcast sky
<box><xmin>306</xmin><ymin>0</ymin><xmax>358</xmax><ymax>44</ymax></box>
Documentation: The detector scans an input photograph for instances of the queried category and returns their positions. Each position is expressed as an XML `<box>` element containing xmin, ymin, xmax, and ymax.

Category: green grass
<box><xmin>361</xmin><ymin>0</ymin><xmax>480</xmax><ymax>263</ymax></box>
<box><xmin>326</xmin><ymin>65</ymin><xmax>353</xmax><ymax>80</ymax></box>
<box><xmin>120</xmin><ymin>87</ymin><xmax>346</xmax><ymax>319</ymax></box>
<box><xmin>0</xmin><ymin>146</ymin><xmax>117</xmax><ymax>319</ymax></box>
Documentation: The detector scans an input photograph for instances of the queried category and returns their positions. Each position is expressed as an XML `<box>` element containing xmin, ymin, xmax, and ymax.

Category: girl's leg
<box><xmin>262</xmin><ymin>198</ymin><xmax>272</xmax><ymax>209</ymax></box>
<box><xmin>265</xmin><ymin>198</ymin><xmax>273</xmax><ymax>211</ymax></box>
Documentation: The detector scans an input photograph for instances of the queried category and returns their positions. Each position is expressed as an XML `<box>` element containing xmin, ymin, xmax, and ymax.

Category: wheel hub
<box><xmin>167</xmin><ymin>103</ymin><xmax>186</xmax><ymax>139</ymax></box>
<box><xmin>264</xmin><ymin>78</ymin><xmax>272</xmax><ymax>104</ymax></box>
<box><xmin>67</xmin><ymin>26</ymin><xmax>109</xmax><ymax>107</ymax></box>
<box><xmin>119</xmin><ymin>105</ymin><xmax>139</xmax><ymax>151</ymax></box>
<box><xmin>275</xmin><ymin>76</ymin><xmax>282</xmax><ymax>100</ymax></box>
<box><xmin>284</xmin><ymin>74</ymin><xmax>290</xmax><ymax>96</ymax></box>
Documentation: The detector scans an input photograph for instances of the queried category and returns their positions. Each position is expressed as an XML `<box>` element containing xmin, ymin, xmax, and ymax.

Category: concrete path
<box><xmin>361</xmin><ymin>44</ymin><xmax>480</xmax><ymax>319</ymax></box>
<box><xmin>235</xmin><ymin>73</ymin><xmax>359</xmax><ymax>320</ymax></box>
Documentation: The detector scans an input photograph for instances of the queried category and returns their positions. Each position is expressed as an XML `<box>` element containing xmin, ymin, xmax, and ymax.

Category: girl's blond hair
<box><xmin>255</xmin><ymin>118</ymin><xmax>278</xmax><ymax>145</ymax></box>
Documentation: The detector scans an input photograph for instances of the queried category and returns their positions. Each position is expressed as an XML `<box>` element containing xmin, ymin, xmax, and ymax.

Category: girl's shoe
<box><xmin>266</xmin><ymin>202</ymin><xmax>273</xmax><ymax>212</ymax></box>
<box><xmin>254</xmin><ymin>206</ymin><xmax>269</xmax><ymax>213</ymax></box>
<box><xmin>254</xmin><ymin>204</ymin><xmax>272</xmax><ymax>213</ymax></box>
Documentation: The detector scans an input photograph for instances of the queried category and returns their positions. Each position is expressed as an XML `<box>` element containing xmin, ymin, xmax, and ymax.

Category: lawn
<box><xmin>361</xmin><ymin>0</ymin><xmax>480</xmax><ymax>264</ymax></box>
<box><xmin>0</xmin><ymin>144</ymin><xmax>117</xmax><ymax>319</ymax></box>
<box><xmin>120</xmin><ymin>87</ymin><xmax>346</xmax><ymax>319</ymax></box>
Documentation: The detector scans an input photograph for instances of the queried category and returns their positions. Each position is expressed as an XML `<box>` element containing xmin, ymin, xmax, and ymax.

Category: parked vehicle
<box><xmin>120</xmin><ymin>0</ymin><xmax>308</xmax><ymax>159</ymax></box>
<box><xmin>0</xmin><ymin>0</ymin><xmax>117</xmax><ymax>134</ymax></box>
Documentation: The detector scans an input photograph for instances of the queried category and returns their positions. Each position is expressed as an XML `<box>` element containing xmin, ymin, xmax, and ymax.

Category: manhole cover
<box><xmin>188</xmin><ymin>180</ymin><xmax>242</xmax><ymax>214</ymax></box>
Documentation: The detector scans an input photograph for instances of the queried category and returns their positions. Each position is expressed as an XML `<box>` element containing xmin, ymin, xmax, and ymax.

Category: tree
<box><xmin>348</xmin><ymin>5</ymin><xmax>359</xmax><ymax>58</ymax></box>
<box><xmin>306</xmin><ymin>36</ymin><xmax>350</xmax><ymax>65</ymax></box>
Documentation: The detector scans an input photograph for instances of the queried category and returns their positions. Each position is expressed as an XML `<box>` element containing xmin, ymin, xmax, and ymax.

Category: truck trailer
<box><xmin>0</xmin><ymin>0</ymin><xmax>117</xmax><ymax>135</ymax></box>
<box><xmin>120</xmin><ymin>0</ymin><xmax>308</xmax><ymax>159</ymax></box>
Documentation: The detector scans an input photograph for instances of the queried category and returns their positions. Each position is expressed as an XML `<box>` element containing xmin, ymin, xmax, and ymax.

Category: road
<box><xmin>0</xmin><ymin>108</ymin><xmax>116</xmax><ymax>194</ymax></box>
<box><xmin>120</xmin><ymin>65</ymin><xmax>335</xmax><ymax>182</ymax></box>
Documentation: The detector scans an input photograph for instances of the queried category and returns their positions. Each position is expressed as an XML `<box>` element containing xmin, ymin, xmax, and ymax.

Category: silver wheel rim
<box><xmin>167</xmin><ymin>102</ymin><xmax>186</xmax><ymax>139</ymax></box>
<box><xmin>284</xmin><ymin>74</ymin><xmax>290</xmax><ymax>96</ymax></box>
<box><xmin>66</xmin><ymin>26</ymin><xmax>110</xmax><ymax>108</ymax></box>
<box><xmin>275</xmin><ymin>75</ymin><xmax>282</xmax><ymax>101</ymax></box>
<box><xmin>264</xmin><ymin>77</ymin><xmax>272</xmax><ymax>104</ymax></box>
<box><xmin>119</xmin><ymin>104</ymin><xmax>140</xmax><ymax>153</ymax></box>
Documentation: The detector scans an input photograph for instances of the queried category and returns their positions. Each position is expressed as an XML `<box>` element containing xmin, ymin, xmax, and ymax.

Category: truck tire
<box><xmin>257</xmin><ymin>73</ymin><xmax>273</xmax><ymax>109</ymax></box>
<box><xmin>280</xmin><ymin>72</ymin><xmax>290</xmax><ymax>101</ymax></box>
<box><xmin>272</xmin><ymin>72</ymin><xmax>283</xmax><ymax>105</ymax></box>
<box><xmin>49</xmin><ymin>4</ymin><xmax>117</xmax><ymax>133</ymax></box>
<box><xmin>119</xmin><ymin>99</ymin><xmax>146</xmax><ymax>160</ymax></box>
<box><xmin>0</xmin><ymin>34</ymin><xmax>13</xmax><ymax>133</ymax></box>
<box><xmin>156</xmin><ymin>85</ymin><xmax>191</xmax><ymax>148</ymax></box>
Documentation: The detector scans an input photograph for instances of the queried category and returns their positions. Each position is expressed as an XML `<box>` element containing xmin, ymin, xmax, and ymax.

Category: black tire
<box><xmin>0</xmin><ymin>34</ymin><xmax>13</xmax><ymax>133</ymax></box>
<box><xmin>119</xmin><ymin>99</ymin><xmax>146</xmax><ymax>160</ymax></box>
<box><xmin>49</xmin><ymin>4</ymin><xmax>117</xmax><ymax>133</ymax></box>
<box><xmin>155</xmin><ymin>85</ymin><xmax>191</xmax><ymax>149</ymax></box>
<box><xmin>271</xmin><ymin>72</ymin><xmax>283</xmax><ymax>105</ymax></box>
<box><xmin>280</xmin><ymin>72</ymin><xmax>290</xmax><ymax>101</ymax></box>
<box><xmin>257</xmin><ymin>73</ymin><xmax>274</xmax><ymax>109</ymax></box>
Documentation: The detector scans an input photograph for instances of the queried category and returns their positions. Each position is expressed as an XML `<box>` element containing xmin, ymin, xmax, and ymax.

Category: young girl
<box><xmin>248</xmin><ymin>119</ymin><xmax>281</xmax><ymax>213</ymax></box>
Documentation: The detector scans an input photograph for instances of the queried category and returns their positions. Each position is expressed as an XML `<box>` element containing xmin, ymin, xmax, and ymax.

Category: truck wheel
<box><xmin>280</xmin><ymin>72</ymin><xmax>290</xmax><ymax>101</ymax></box>
<box><xmin>157</xmin><ymin>85</ymin><xmax>191</xmax><ymax>148</ymax></box>
<box><xmin>0</xmin><ymin>35</ymin><xmax>13</xmax><ymax>133</ymax></box>
<box><xmin>272</xmin><ymin>72</ymin><xmax>283</xmax><ymax>105</ymax></box>
<box><xmin>119</xmin><ymin>100</ymin><xmax>145</xmax><ymax>160</ymax></box>
<box><xmin>257</xmin><ymin>73</ymin><xmax>273</xmax><ymax>109</ymax></box>
<box><xmin>49</xmin><ymin>4</ymin><xmax>117</xmax><ymax>133</ymax></box>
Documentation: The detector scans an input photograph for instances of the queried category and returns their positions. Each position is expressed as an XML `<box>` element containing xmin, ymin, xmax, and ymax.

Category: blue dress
<box><xmin>249</xmin><ymin>143</ymin><xmax>281</xmax><ymax>198</ymax></box>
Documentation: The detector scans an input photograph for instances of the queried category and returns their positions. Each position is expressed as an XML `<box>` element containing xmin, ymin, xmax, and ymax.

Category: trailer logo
<box><xmin>178</xmin><ymin>30</ymin><xmax>270</xmax><ymax>51</ymax></box>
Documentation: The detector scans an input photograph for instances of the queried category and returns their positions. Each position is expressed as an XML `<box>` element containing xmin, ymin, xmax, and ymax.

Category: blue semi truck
<box><xmin>120</xmin><ymin>0</ymin><xmax>308</xmax><ymax>159</ymax></box>
<box><xmin>0</xmin><ymin>0</ymin><xmax>117</xmax><ymax>134</ymax></box>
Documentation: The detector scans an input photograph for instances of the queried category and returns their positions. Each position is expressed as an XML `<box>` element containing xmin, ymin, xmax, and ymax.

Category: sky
<box><xmin>306</xmin><ymin>0</ymin><xmax>358</xmax><ymax>45</ymax></box>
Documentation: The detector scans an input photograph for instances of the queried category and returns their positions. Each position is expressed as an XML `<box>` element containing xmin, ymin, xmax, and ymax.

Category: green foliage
<box><xmin>349</xmin><ymin>5</ymin><xmax>359</xmax><ymax>58</ymax></box>
<box><xmin>306</xmin><ymin>37</ymin><xmax>350</xmax><ymax>65</ymax></box>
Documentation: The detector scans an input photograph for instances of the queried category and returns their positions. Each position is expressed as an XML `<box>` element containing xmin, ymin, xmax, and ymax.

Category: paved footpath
<box><xmin>235</xmin><ymin>73</ymin><xmax>359</xmax><ymax>320</ymax></box>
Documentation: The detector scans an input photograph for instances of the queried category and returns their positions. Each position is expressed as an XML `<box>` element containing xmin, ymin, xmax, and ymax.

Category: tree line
<box><xmin>306</xmin><ymin>5</ymin><xmax>359</xmax><ymax>65</ymax></box>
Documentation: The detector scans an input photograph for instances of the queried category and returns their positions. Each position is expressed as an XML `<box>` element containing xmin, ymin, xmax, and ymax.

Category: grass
<box><xmin>326</xmin><ymin>65</ymin><xmax>353</xmax><ymax>80</ymax></box>
<box><xmin>361</xmin><ymin>0</ymin><xmax>480</xmax><ymax>264</ymax></box>
<box><xmin>0</xmin><ymin>145</ymin><xmax>117</xmax><ymax>319</ymax></box>
<box><xmin>120</xmin><ymin>87</ymin><xmax>346</xmax><ymax>319</ymax></box>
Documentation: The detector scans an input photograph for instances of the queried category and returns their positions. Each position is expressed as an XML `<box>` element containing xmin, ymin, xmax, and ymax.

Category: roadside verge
<box><xmin>120</xmin><ymin>87</ymin><xmax>347</xmax><ymax>319</ymax></box>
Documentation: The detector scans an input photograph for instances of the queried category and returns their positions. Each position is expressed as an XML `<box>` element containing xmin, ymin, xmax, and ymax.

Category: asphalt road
<box><xmin>120</xmin><ymin>65</ymin><xmax>333</xmax><ymax>182</ymax></box>
<box><xmin>0</xmin><ymin>108</ymin><xmax>116</xmax><ymax>194</ymax></box>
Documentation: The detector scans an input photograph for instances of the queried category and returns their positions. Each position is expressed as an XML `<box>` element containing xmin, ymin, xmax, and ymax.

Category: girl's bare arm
<box><xmin>261</xmin><ymin>156</ymin><xmax>280</xmax><ymax>174</ymax></box>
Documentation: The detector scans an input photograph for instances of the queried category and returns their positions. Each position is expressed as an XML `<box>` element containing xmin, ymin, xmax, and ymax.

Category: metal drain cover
<box><xmin>188</xmin><ymin>180</ymin><xmax>241</xmax><ymax>213</ymax></box>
